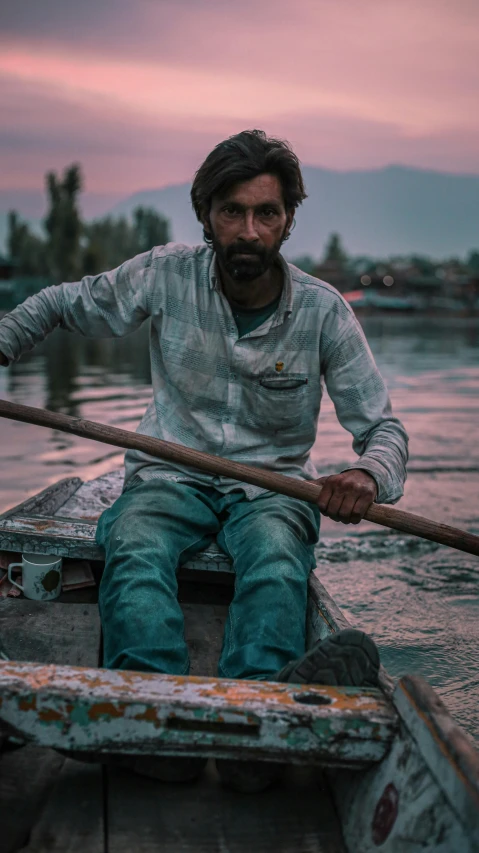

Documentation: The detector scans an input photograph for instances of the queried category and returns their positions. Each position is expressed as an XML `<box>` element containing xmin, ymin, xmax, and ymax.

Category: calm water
<box><xmin>0</xmin><ymin>315</ymin><xmax>478</xmax><ymax>740</ymax></box>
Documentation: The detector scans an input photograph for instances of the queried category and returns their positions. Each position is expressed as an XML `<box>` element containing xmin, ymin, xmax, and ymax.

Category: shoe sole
<box><xmin>284</xmin><ymin>629</ymin><xmax>380</xmax><ymax>687</ymax></box>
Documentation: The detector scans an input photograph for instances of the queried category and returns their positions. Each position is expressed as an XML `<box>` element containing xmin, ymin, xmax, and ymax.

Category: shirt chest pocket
<box><xmin>245</xmin><ymin>373</ymin><xmax>309</xmax><ymax>430</ymax></box>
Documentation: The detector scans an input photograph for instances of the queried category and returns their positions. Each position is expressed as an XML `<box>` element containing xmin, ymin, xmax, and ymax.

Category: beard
<box><xmin>209</xmin><ymin>227</ymin><xmax>288</xmax><ymax>283</ymax></box>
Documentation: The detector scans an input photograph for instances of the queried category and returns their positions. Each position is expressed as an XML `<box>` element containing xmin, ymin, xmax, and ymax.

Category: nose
<box><xmin>238</xmin><ymin>211</ymin><xmax>260</xmax><ymax>242</ymax></box>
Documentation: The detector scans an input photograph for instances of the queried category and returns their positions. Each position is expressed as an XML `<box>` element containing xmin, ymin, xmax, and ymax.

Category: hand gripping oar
<box><xmin>1</xmin><ymin>398</ymin><xmax>478</xmax><ymax>558</ymax></box>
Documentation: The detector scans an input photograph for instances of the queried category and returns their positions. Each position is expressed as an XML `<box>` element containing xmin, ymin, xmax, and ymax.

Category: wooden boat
<box><xmin>0</xmin><ymin>470</ymin><xmax>478</xmax><ymax>852</ymax></box>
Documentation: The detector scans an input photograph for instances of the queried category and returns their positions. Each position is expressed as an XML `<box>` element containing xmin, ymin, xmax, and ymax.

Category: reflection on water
<box><xmin>0</xmin><ymin>315</ymin><xmax>478</xmax><ymax>740</ymax></box>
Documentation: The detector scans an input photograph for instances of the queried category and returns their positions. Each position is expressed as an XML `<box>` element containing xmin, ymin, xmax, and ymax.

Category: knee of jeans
<box><xmin>234</xmin><ymin>548</ymin><xmax>311</xmax><ymax>589</ymax></box>
<box><xmin>271</xmin><ymin>560</ymin><xmax>311</xmax><ymax>588</ymax></box>
<box><xmin>99</xmin><ymin>509</ymin><xmax>155</xmax><ymax>553</ymax></box>
<box><xmin>244</xmin><ymin>509</ymin><xmax>319</xmax><ymax>548</ymax></box>
<box><xmin>244</xmin><ymin>522</ymin><xmax>312</xmax><ymax>560</ymax></box>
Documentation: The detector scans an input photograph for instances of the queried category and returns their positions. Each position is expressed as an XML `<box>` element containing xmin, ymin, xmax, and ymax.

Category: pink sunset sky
<box><xmin>1</xmin><ymin>0</ymin><xmax>479</xmax><ymax>202</ymax></box>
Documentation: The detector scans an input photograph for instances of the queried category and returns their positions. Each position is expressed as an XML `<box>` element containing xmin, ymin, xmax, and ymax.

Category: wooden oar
<box><xmin>1</xmin><ymin>398</ymin><xmax>478</xmax><ymax>558</ymax></box>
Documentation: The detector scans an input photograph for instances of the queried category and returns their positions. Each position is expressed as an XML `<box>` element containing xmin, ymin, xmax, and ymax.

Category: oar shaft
<box><xmin>1</xmin><ymin>398</ymin><xmax>478</xmax><ymax>558</ymax></box>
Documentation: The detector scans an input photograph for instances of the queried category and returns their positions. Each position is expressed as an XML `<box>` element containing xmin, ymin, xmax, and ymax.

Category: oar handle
<box><xmin>1</xmin><ymin>398</ymin><xmax>478</xmax><ymax>558</ymax></box>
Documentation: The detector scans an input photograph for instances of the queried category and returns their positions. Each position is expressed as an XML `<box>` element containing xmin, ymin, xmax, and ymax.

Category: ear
<box><xmin>200</xmin><ymin>208</ymin><xmax>213</xmax><ymax>240</ymax></box>
<box><xmin>283</xmin><ymin>209</ymin><xmax>295</xmax><ymax>240</ymax></box>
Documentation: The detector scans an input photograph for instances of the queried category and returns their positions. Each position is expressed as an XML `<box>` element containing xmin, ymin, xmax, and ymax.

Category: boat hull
<box><xmin>0</xmin><ymin>471</ymin><xmax>478</xmax><ymax>852</ymax></box>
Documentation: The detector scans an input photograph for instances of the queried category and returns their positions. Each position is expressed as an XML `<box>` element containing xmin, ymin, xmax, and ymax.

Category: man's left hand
<box><xmin>314</xmin><ymin>469</ymin><xmax>378</xmax><ymax>525</ymax></box>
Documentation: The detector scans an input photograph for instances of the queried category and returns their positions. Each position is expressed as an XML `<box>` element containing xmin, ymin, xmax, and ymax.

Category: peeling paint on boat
<box><xmin>0</xmin><ymin>660</ymin><xmax>395</xmax><ymax>766</ymax></box>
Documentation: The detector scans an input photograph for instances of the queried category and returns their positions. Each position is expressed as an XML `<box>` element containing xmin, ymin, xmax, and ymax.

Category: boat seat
<box><xmin>0</xmin><ymin>514</ymin><xmax>236</xmax><ymax>572</ymax></box>
<box><xmin>181</xmin><ymin>539</ymin><xmax>234</xmax><ymax>573</ymax></box>
<box><xmin>0</xmin><ymin>657</ymin><xmax>396</xmax><ymax>769</ymax></box>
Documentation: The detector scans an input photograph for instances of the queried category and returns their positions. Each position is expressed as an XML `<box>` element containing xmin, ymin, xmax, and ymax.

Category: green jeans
<box><xmin>96</xmin><ymin>478</ymin><xmax>320</xmax><ymax>679</ymax></box>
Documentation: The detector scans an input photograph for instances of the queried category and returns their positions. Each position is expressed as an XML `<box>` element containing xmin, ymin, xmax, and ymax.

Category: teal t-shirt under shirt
<box><xmin>230</xmin><ymin>291</ymin><xmax>282</xmax><ymax>338</ymax></box>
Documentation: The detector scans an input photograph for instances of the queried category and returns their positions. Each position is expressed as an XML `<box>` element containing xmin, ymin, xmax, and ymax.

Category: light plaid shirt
<box><xmin>0</xmin><ymin>242</ymin><xmax>408</xmax><ymax>502</ymax></box>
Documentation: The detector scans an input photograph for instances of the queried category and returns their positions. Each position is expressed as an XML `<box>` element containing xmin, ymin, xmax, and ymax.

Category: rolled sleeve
<box><xmin>0</xmin><ymin>250</ymin><xmax>154</xmax><ymax>364</ymax></box>
<box><xmin>322</xmin><ymin>301</ymin><xmax>409</xmax><ymax>504</ymax></box>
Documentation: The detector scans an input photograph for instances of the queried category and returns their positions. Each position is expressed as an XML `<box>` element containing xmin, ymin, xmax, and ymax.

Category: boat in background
<box><xmin>343</xmin><ymin>289</ymin><xmax>417</xmax><ymax>312</ymax></box>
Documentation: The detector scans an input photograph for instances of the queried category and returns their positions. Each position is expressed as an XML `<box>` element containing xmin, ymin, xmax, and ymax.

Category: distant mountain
<box><xmin>2</xmin><ymin>165</ymin><xmax>478</xmax><ymax>259</ymax></box>
<box><xmin>110</xmin><ymin>182</ymin><xmax>202</xmax><ymax>245</ymax></box>
<box><xmin>110</xmin><ymin>166</ymin><xmax>479</xmax><ymax>260</ymax></box>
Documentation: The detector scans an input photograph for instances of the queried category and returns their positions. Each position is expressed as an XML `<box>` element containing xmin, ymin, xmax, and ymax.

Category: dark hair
<box><xmin>191</xmin><ymin>129</ymin><xmax>307</xmax><ymax>239</ymax></box>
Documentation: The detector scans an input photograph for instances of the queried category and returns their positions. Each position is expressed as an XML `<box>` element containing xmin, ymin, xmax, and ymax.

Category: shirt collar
<box><xmin>274</xmin><ymin>253</ymin><xmax>294</xmax><ymax>323</ymax></box>
<box><xmin>208</xmin><ymin>249</ymin><xmax>220</xmax><ymax>292</ymax></box>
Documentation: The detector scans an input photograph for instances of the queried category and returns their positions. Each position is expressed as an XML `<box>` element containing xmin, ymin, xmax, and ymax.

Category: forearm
<box><xmin>0</xmin><ymin>285</ymin><xmax>64</xmax><ymax>364</ymax></box>
<box><xmin>322</xmin><ymin>301</ymin><xmax>409</xmax><ymax>504</ymax></box>
<box><xmin>342</xmin><ymin>417</ymin><xmax>409</xmax><ymax>504</ymax></box>
<box><xmin>0</xmin><ymin>253</ymin><xmax>152</xmax><ymax>364</ymax></box>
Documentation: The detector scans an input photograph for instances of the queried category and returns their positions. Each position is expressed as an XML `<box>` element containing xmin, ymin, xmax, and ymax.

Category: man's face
<box><xmin>205</xmin><ymin>174</ymin><xmax>294</xmax><ymax>283</ymax></box>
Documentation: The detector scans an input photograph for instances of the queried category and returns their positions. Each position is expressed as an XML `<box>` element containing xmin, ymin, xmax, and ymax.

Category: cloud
<box><xmin>0</xmin><ymin>0</ymin><xmax>236</xmax><ymax>63</ymax></box>
<box><xmin>270</xmin><ymin>113</ymin><xmax>479</xmax><ymax>175</ymax></box>
<box><xmin>2</xmin><ymin>68</ymin><xmax>478</xmax><ymax>205</ymax></box>
<box><xmin>0</xmin><ymin>73</ymin><xmax>232</xmax><ymax>193</ymax></box>
<box><xmin>1</xmin><ymin>0</ymin><xmax>478</xmax><ymax>192</ymax></box>
<box><xmin>0</xmin><ymin>0</ymin><xmax>148</xmax><ymax>42</ymax></box>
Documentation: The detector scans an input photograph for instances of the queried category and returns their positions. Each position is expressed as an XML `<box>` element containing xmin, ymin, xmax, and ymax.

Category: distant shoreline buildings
<box><xmin>1</xmin><ymin>246</ymin><xmax>479</xmax><ymax>316</ymax></box>
<box><xmin>310</xmin><ymin>255</ymin><xmax>479</xmax><ymax>314</ymax></box>
<box><xmin>2</xmin><ymin>164</ymin><xmax>478</xmax><ymax>316</ymax></box>
<box><xmin>292</xmin><ymin>233</ymin><xmax>479</xmax><ymax>314</ymax></box>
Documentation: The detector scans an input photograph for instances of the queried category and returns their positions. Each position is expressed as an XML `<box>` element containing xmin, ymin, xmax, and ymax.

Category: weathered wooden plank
<box><xmin>107</xmin><ymin>761</ymin><xmax>345</xmax><ymax>852</ymax></box>
<box><xmin>182</xmin><ymin>543</ymin><xmax>234</xmax><ymax>573</ymax></box>
<box><xmin>182</xmin><ymin>602</ymin><xmax>228</xmax><ymax>677</ymax></box>
<box><xmin>0</xmin><ymin>598</ymin><xmax>102</xmax><ymax>853</ymax></box>
<box><xmin>58</xmin><ymin>582</ymin><xmax>98</xmax><ymax>604</ymax></box>
<box><xmin>0</xmin><ymin>745</ymin><xmax>65</xmax><ymax>853</ymax></box>
<box><xmin>21</xmin><ymin>758</ymin><xmax>104</xmax><ymax>853</ymax></box>
<box><xmin>393</xmin><ymin>675</ymin><xmax>479</xmax><ymax>843</ymax></box>
<box><xmin>332</xmin><ymin>722</ymin><xmax>478</xmax><ymax>852</ymax></box>
<box><xmin>56</xmin><ymin>469</ymin><xmax>124</xmax><ymax>521</ymax></box>
<box><xmin>328</xmin><ymin>677</ymin><xmax>479</xmax><ymax>851</ymax></box>
<box><xmin>0</xmin><ymin>600</ymin><xmax>101</xmax><ymax>666</ymax></box>
<box><xmin>0</xmin><ymin>661</ymin><xmax>396</xmax><ymax>767</ymax></box>
<box><xmin>0</xmin><ymin>477</ymin><xmax>83</xmax><ymax>520</ymax></box>
<box><xmin>0</xmin><ymin>513</ymin><xmax>235</xmax><ymax>571</ymax></box>
<box><xmin>307</xmin><ymin>571</ymin><xmax>350</xmax><ymax>648</ymax></box>
<box><xmin>307</xmin><ymin>572</ymin><xmax>351</xmax><ymax>638</ymax></box>
<box><xmin>0</xmin><ymin>515</ymin><xmax>102</xmax><ymax>560</ymax></box>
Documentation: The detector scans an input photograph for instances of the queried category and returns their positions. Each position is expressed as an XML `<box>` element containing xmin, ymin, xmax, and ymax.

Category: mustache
<box><xmin>226</xmin><ymin>245</ymin><xmax>264</xmax><ymax>257</ymax></box>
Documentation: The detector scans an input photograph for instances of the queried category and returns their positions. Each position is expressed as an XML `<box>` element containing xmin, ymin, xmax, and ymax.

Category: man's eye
<box><xmin>223</xmin><ymin>206</ymin><xmax>239</xmax><ymax>215</ymax></box>
<box><xmin>261</xmin><ymin>209</ymin><xmax>277</xmax><ymax>217</ymax></box>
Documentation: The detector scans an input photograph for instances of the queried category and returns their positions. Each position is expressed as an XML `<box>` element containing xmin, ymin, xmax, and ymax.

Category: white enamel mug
<box><xmin>8</xmin><ymin>553</ymin><xmax>63</xmax><ymax>601</ymax></box>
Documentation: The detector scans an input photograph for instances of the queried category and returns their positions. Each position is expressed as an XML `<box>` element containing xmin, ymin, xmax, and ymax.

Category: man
<box><xmin>0</xmin><ymin>130</ymin><xmax>408</xmax><ymax>792</ymax></box>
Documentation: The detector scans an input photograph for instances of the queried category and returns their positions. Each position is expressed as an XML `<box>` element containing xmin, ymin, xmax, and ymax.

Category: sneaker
<box><xmin>276</xmin><ymin>628</ymin><xmax>380</xmax><ymax>688</ymax></box>
<box><xmin>216</xmin><ymin>629</ymin><xmax>380</xmax><ymax>794</ymax></box>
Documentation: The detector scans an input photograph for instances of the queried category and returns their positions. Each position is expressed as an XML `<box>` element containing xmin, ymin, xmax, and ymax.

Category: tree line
<box><xmin>7</xmin><ymin>164</ymin><xmax>479</xmax><ymax>285</ymax></box>
<box><xmin>8</xmin><ymin>164</ymin><xmax>170</xmax><ymax>283</ymax></box>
